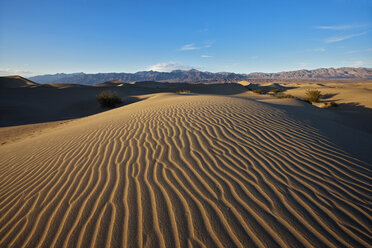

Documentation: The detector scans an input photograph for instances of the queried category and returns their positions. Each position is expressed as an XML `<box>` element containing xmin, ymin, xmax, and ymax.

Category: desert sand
<box><xmin>0</xmin><ymin>79</ymin><xmax>371</xmax><ymax>248</ymax></box>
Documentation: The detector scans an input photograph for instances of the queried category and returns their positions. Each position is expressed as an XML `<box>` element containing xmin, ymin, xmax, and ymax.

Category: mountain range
<box><xmin>29</xmin><ymin>67</ymin><xmax>372</xmax><ymax>85</ymax></box>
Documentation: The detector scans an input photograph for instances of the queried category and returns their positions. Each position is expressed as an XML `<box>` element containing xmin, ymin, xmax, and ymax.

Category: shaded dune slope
<box><xmin>0</xmin><ymin>94</ymin><xmax>371</xmax><ymax>248</ymax></box>
<box><xmin>0</xmin><ymin>79</ymin><xmax>246</xmax><ymax>127</ymax></box>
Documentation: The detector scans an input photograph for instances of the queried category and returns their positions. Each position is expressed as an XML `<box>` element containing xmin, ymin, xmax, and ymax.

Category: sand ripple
<box><xmin>0</xmin><ymin>94</ymin><xmax>371</xmax><ymax>248</ymax></box>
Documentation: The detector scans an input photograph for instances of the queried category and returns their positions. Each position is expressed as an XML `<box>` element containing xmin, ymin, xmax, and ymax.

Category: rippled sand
<box><xmin>0</xmin><ymin>93</ymin><xmax>371</xmax><ymax>248</ymax></box>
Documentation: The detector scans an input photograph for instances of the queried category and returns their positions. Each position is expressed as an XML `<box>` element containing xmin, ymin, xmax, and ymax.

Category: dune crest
<box><xmin>0</xmin><ymin>94</ymin><xmax>371</xmax><ymax>248</ymax></box>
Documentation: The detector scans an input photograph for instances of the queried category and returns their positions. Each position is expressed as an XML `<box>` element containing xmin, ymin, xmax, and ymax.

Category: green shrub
<box><xmin>97</xmin><ymin>90</ymin><xmax>122</xmax><ymax>108</ymax></box>
<box><xmin>276</xmin><ymin>93</ymin><xmax>294</xmax><ymax>99</ymax></box>
<box><xmin>305</xmin><ymin>90</ymin><xmax>322</xmax><ymax>102</ymax></box>
<box><xmin>253</xmin><ymin>89</ymin><xmax>263</xmax><ymax>94</ymax></box>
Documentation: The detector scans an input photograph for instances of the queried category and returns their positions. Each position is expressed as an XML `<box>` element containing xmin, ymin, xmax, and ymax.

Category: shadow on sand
<box><xmin>0</xmin><ymin>82</ymin><xmax>248</xmax><ymax>127</ymax></box>
<box><xmin>322</xmin><ymin>93</ymin><xmax>338</xmax><ymax>99</ymax></box>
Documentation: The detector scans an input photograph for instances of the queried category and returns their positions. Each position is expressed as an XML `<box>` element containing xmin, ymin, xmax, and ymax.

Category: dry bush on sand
<box><xmin>305</xmin><ymin>89</ymin><xmax>322</xmax><ymax>102</ymax></box>
<box><xmin>97</xmin><ymin>90</ymin><xmax>122</xmax><ymax>108</ymax></box>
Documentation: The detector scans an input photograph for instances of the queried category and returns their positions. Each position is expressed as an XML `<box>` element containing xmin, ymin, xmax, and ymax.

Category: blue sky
<box><xmin>0</xmin><ymin>0</ymin><xmax>371</xmax><ymax>76</ymax></box>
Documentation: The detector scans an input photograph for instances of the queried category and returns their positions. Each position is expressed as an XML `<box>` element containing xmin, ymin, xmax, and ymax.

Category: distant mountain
<box><xmin>30</xmin><ymin>72</ymin><xmax>85</xmax><ymax>84</ymax></box>
<box><xmin>29</xmin><ymin>67</ymin><xmax>372</xmax><ymax>85</ymax></box>
<box><xmin>247</xmin><ymin>67</ymin><xmax>372</xmax><ymax>79</ymax></box>
<box><xmin>30</xmin><ymin>69</ymin><xmax>246</xmax><ymax>85</ymax></box>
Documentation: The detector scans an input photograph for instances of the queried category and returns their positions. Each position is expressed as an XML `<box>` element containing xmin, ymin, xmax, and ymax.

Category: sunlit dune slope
<box><xmin>0</xmin><ymin>93</ymin><xmax>371</xmax><ymax>248</ymax></box>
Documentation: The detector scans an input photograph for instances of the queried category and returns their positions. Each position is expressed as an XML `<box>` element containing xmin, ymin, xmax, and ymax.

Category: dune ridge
<box><xmin>0</xmin><ymin>94</ymin><xmax>371</xmax><ymax>248</ymax></box>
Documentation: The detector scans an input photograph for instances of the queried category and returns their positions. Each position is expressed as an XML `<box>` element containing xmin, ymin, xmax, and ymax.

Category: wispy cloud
<box><xmin>313</xmin><ymin>48</ymin><xmax>326</xmax><ymax>52</ymax></box>
<box><xmin>147</xmin><ymin>62</ymin><xmax>192</xmax><ymax>72</ymax></box>
<box><xmin>325</xmin><ymin>31</ymin><xmax>368</xmax><ymax>43</ymax></box>
<box><xmin>179</xmin><ymin>41</ymin><xmax>214</xmax><ymax>51</ymax></box>
<box><xmin>0</xmin><ymin>68</ymin><xmax>34</xmax><ymax>76</ymax></box>
<box><xmin>315</xmin><ymin>24</ymin><xmax>369</xmax><ymax>30</ymax></box>
<box><xmin>199</xmin><ymin>28</ymin><xmax>209</xmax><ymax>33</ymax></box>
<box><xmin>201</xmin><ymin>55</ymin><xmax>213</xmax><ymax>58</ymax></box>
<box><xmin>180</xmin><ymin>43</ymin><xmax>199</xmax><ymax>51</ymax></box>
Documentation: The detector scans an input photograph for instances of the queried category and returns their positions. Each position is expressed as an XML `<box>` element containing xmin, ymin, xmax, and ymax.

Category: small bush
<box><xmin>176</xmin><ymin>89</ymin><xmax>191</xmax><ymax>94</ymax></box>
<box><xmin>97</xmin><ymin>90</ymin><xmax>122</xmax><ymax>108</ymax></box>
<box><xmin>276</xmin><ymin>93</ymin><xmax>294</xmax><ymax>99</ymax></box>
<box><xmin>253</xmin><ymin>89</ymin><xmax>263</xmax><ymax>94</ymax></box>
<box><xmin>305</xmin><ymin>90</ymin><xmax>322</xmax><ymax>102</ymax></box>
<box><xmin>269</xmin><ymin>88</ymin><xmax>281</xmax><ymax>94</ymax></box>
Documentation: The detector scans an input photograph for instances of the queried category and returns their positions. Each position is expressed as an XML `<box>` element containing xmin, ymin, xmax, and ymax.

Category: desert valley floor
<box><xmin>0</xmin><ymin>83</ymin><xmax>371</xmax><ymax>247</ymax></box>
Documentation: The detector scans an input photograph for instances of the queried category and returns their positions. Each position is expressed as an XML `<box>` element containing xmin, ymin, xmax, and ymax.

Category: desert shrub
<box><xmin>176</xmin><ymin>89</ymin><xmax>191</xmax><ymax>94</ymax></box>
<box><xmin>97</xmin><ymin>90</ymin><xmax>122</xmax><ymax>108</ymax></box>
<box><xmin>253</xmin><ymin>89</ymin><xmax>263</xmax><ymax>94</ymax></box>
<box><xmin>305</xmin><ymin>90</ymin><xmax>322</xmax><ymax>102</ymax></box>
<box><xmin>276</xmin><ymin>93</ymin><xmax>294</xmax><ymax>99</ymax></box>
<box><xmin>269</xmin><ymin>88</ymin><xmax>281</xmax><ymax>94</ymax></box>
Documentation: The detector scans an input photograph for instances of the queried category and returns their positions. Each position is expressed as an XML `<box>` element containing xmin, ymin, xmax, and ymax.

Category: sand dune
<box><xmin>0</xmin><ymin>76</ymin><xmax>246</xmax><ymax>127</ymax></box>
<box><xmin>0</xmin><ymin>93</ymin><xmax>371</xmax><ymax>248</ymax></box>
<box><xmin>0</xmin><ymin>76</ymin><xmax>38</xmax><ymax>88</ymax></box>
<box><xmin>242</xmin><ymin>81</ymin><xmax>372</xmax><ymax>134</ymax></box>
<box><xmin>283</xmin><ymin>82</ymin><xmax>372</xmax><ymax>109</ymax></box>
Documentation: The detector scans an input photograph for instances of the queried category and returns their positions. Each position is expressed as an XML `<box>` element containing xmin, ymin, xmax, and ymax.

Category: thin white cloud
<box><xmin>315</xmin><ymin>24</ymin><xmax>370</xmax><ymax>30</ymax></box>
<box><xmin>180</xmin><ymin>43</ymin><xmax>199</xmax><ymax>51</ymax></box>
<box><xmin>199</xmin><ymin>28</ymin><xmax>209</xmax><ymax>33</ymax></box>
<box><xmin>313</xmin><ymin>48</ymin><xmax>326</xmax><ymax>52</ymax></box>
<box><xmin>0</xmin><ymin>68</ymin><xmax>34</xmax><ymax>76</ymax></box>
<box><xmin>325</xmin><ymin>31</ymin><xmax>368</xmax><ymax>43</ymax></box>
<box><xmin>147</xmin><ymin>62</ymin><xmax>192</xmax><ymax>72</ymax></box>
<box><xmin>180</xmin><ymin>41</ymin><xmax>213</xmax><ymax>51</ymax></box>
<box><xmin>201</xmin><ymin>55</ymin><xmax>213</xmax><ymax>58</ymax></box>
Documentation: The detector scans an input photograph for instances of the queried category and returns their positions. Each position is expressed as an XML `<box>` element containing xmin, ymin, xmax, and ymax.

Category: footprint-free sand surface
<box><xmin>0</xmin><ymin>93</ymin><xmax>371</xmax><ymax>248</ymax></box>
